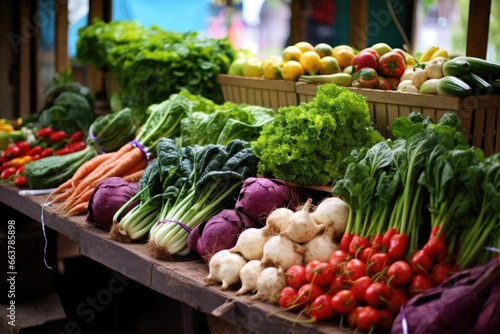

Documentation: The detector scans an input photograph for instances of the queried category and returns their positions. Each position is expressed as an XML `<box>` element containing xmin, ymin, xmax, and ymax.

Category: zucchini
<box><xmin>298</xmin><ymin>73</ymin><xmax>353</xmax><ymax>86</ymax></box>
<box><xmin>442</xmin><ymin>58</ymin><xmax>470</xmax><ymax>77</ymax></box>
<box><xmin>460</xmin><ymin>73</ymin><xmax>494</xmax><ymax>95</ymax></box>
<box><xmin>455</xmin><ymin>56</ymin><xmax>500</xmax><ymax>79</ymax></box>
<box><xmin>436</xmin><ymin>76</ymin><xmax>472</xmax><ymax>97</ymax></box>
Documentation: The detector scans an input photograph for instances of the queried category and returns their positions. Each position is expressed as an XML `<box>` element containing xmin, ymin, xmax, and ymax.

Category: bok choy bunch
<box><xmin>147</xmin><ymin>138</ymin><xmax>258</xmax><ymax>260</ymax></box>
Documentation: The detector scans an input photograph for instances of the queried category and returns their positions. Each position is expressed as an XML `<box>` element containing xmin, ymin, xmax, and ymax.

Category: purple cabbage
<box><xmin>391</xmin><ymin>258</ymin><xmax>500</xmax><ymax>334</ymax></box>
<box><xmin>234</xmin><ymin>177</ymin><xmax>300</xmax><ymax>226</ymax></box>
<box><xmin>188</xmin><ymin>209</ymin><xmax>257</xmax><ymax>262</ymax></box>
<box><xmin>86</xmin><ymin>177</ymin><xmax>139</xmax><ymax>230</ymax></box>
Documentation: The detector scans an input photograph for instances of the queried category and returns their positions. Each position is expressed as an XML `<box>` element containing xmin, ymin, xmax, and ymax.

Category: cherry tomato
<box><xmin>55</xmin><ymin>147</ymin><xmax>71</xmax><ymax>155</ymax></box>
<box><xmin>328</xmin><ymin>249</ymin><xmax>350</xmax><ymax>273</ymax></box>
<box><xmin>378</xmin><ymin>51</ymin><xmax>406</xmax><ymax>78</ymax></box>
<box><xmin>340</xmin><ymin>233</ymin><xmax>353</xmax><ymax>253</ymax></box>
<box><xmin>382</xmin><ymin>228</ymin><xmax>397</xmax><ymax>249</ymax></box>
<box><xmin>14</xmin><ymin>175</ymin><xmax>27</xmax><ymax>188</ymax></box>
<box><xmin>432</xmin><ymin>262</ymin><xmax>454</xmax><ymax>285</ymax></box>
<box><xmin>368</xmin><ymin>252</ymin><xmax>390</xmax><ymax>275</ymax></box>
<box><xmin>330</xmin><ymin>289</ymin><xmax>357</xmax><ymax>315</ymax></box>
<box><xmin>327</xmin><ymin>275</ymin><xmax>347</xmax><ymax>296</ymax></box>
<box><xmin>66</xmin><ymin>141</ymin><xmax>86</xmax><ymax>153</ymax></box>
<box><xmin>356</xmin><ymin>306</ymin><xmax>382</xmax><ymax>331</ymax></box>
<box><xmin>278</xmin><ymin>286</ymin><xmax>300</xmax><ymax>310</ymax></box>
<box><xmin>349</xmin><ymin>275</ymin><xmax>373</xmax><ymax>304</ymax></box>
<box><xmin>388</xmin><ymin>233</ymin><xmax>409</xmax><ymax>260</ymax></box>
<box><xmin>423</xmin><ymin>237</ymin><xmax>448</xmax><ymax>262</ymax></box>
<box><xmin>306</xmin><ymin>262</ymin><xmax>335</xmax><ymax>286</ymax></box>
<box><xmin>1</xmin><ymin>167</ymin><xmax>18</xmax><ymax>179</ymax></box>
<box><xmin>3</xmin><ymin>145</ymin><xmax>21</xmax><ymax>159</ymax></box>
<box><xmin>344</xmin><ymin>259</ymin><xmax>367</xmax><ymax>281</ymax></box>
<box><xmin>365</xmin><ymin>282</ymin><xmax>392</xmax><ymax>306</ymax></box>
<box><xmin>17</xmin><ymin>165</ymin><xmax>25</xmax><ymax>174</ymax></box>
<box><xmin>386</xmin><ymin>288</ymin><xmax>409</xmax><ymax>314</ymax></box>
<box><xmin>36</xmin><ymin>127</ymin><xmax>53</xmax><ymax>138</ymax></box>
<box><xmin>387</xmin><ymin>260</ymin><xmax>414</xmax><ymax>287</ymax></box>
<box><xmin>69</xmin><ymin>130</ymin><xmax>85</xmax><ymax>143</ymax></box>
<box><xmin>15</xmin><ymin>141</ymin><xmax>31</xmax><ymax>155</ymax></box>
<box><xmin>49</xmin><ymin>130</ymin><xmax>67</xmax><ymax>143</ymax></box>
<box><xmin>409</xmin><ymin>273</ymin><xmax>435</xmax><ymax>296</ymax></box>
<box><xmin>41</xmin><ymin>147</ymin><xmax>54</xmax><ymax>158</ymax></box>
<box><xmin>349</xmin><ymin>235</ymin><xmax>371</xmax><ymax>258</ymax></box>
<box><xmin>308</xmin><ymin>294</ymin><xmax>335</xmax><ymax>321</ymax></box>
<box><xmin>297</xmin><ymin>283</ymin><xmax>324</xmax><ymax>304</ymax></box>
<box><xmin>379</xmin><ymin>309</ymin><xmax>395</xmax><ymax>330</ymax></box>
<box><xmin>26</xmin><ymin>145</ymin><xmax>43</xmax><ymax>157</ymax></box>
<box><xmin>285</xmin><ymin>264</ymin><xmax>307</xmax><ymax>290</ymax></box>
<box><xmin>411</xmin><ymin>250</ymin><xmax>433</xmax><ymax>275</ymax></box>
<box><xmin>31</xmin><ymin>154</ymin><xmax>41</xmax><ymax>161</ymax></box>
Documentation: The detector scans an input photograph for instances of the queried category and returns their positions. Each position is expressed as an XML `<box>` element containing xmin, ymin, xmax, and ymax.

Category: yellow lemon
<box><xmin>319</xmin><ymin>56</ymin><xmax>341</xmax><ymax>74</ymax></box>
<box><xmin>262</xmin><ymin>56</ymin><xmax>284</xmax><ymax>79</ymax></box>
<box><xmin>299</xmin><ymin>51</ymin><xmax>322</xmax><ymax>75</ymax></box>
<box><xmin>314</xmin><ymin>43</ymin><xmax>334</xmax><ymax>58</ymax></box>
<box><xmin>282</xmin><ymin>45</ymin><xmax>303</xmax><ymax>62</ymax></box>
<box><xmin>294</xmin><ymin>41</ymin><xmax>315</xmax><ymax>53</ymax></box>
<box><xmin>332</xmin><ymin>47</ymin><xmax>356</xmax><ymax>70</ymax></box>
<box><xmin>281</xmin><ymin>60</ymin><xmax>304</xmax><ymax>81</ymax></box>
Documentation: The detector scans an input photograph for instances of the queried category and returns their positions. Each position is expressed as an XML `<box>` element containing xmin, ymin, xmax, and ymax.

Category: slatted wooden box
<box><xmin>296</xmin><ymin>82</ymin><xmax>500</xmax><ymax>156</ymax></box>
<box><xmin>217</xmin><ymin>74</ymin><xmax>298</xmax><ymax>112</ymax></box>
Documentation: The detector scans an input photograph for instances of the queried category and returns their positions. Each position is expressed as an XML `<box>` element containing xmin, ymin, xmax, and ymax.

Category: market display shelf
<box><xmin>0</xmin><ymin>184</ymin><xmax>347</xmax><ymax>334</ymax></box>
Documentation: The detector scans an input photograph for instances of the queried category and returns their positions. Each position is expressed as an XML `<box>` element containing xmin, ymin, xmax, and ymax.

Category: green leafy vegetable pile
<box><xmin>76</xmin><ymin>19</ymin><xmax>236</xmax><ymax>125</ymax></box>
<box><xmin>251</xmin><ymin>83</ymin><xmax>385</xmax><ymax>186</ymax></box>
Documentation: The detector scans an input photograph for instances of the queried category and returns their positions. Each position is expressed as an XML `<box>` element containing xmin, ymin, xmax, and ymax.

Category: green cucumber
<box><xmin>460</xmin><ymin>72</ymin><xmax>494</xmax><ymax>94</ymax></box>
<box><xmin>442</xmin><ymin>58</ymin><xmax>470</xmax><ymax>77</ymax></box>
<box><xmin>436</xmin><ymin>76</ymin><xmax>472</xmax><ymax>97</ymax></box>
<box><xmin>455</xmin><ymin>56</ymin><xmax>500</xmax><ymax>79</ymax></box>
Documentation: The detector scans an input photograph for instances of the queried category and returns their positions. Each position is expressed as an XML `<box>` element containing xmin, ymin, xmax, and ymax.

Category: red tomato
<box><xmin>297</xmin><ymin>283</ymin><xmax>325</xmax><ymax>304</ymax></box>
<box><xmin>382</xmin><ymin>228</ymin><xmax>398</xmax><ymax>249</ymax></box>
<box><xmin>345</xmin><ymin>259</ymin><xmax>367</xmax><ymax>281</ymax></box>
<box><xmin>14</xmin><ymin>175</ymin><xmax>27</xmax><ymax>188</ymax></box>
<box><xmin>379</xmin><ymin>308</ymin><xmax>395</xmax><ymax>330</ymax></box>
<box><xmin>353</xmin><ymin>51</ymin><xmax>378</xmax><ymax>72</ymax></box>
<box><xmin>387</xmin><ymin>260</ymin><xmax>414</xmax><ymax>287</ymax></box>
<box><xmin>352</xmin><ymin>67</ymin><xmax>379</xmax><ymax>89</ymax></box>
<box><xmin>327</xmin><ymin>275</ymin><xmax>347</xmax><ymax>296</ymax></box>
<box><xmin>349</xmin><ymin>235</ymin><xmax>371</xmax><ymax>258</ymax></box>
<box><xmin>285</xmin><ymin>265</ymin><xmax>307</xmax><ymax>290</ymax></box>
<box><xmin>368</xmin><ymin>252</ymin><xmax>390</xmax><ymax>275</ymax></box>
<box><xmin>308</xmin><ymin>294</ymin><xmax>335</xmax><ymax>321</ymax></box>
<box><xmin>340</xmin><ymin>233</ymin><xmax>353</xmax><ymax>253</ymax></box>
<box><xmin>388</xmin><ymin>233</ymin><xmax>409</xmax><ymax>260</ymax></box>
<box><xmin>409</xmin><ymin>273</ymin><xmax>435</xmax><ymax>296</ymax></box>
<box><xmin>378</xmin><ymin>51</ymin><xmax>406</xmax><ymax>78</ymax></box>
<box><xmin>278</xmin><ymin>286</ymin><xmax>300</xmax><ymax>310</ymax></box>
<box><xmin>328</xmin><ymin>249</ymin><xmax>350</xmax><ymax>273</ymax></box>
<box><xmin>432</xmin><ymin>262</ymin><xmax>454</xmax><ymax>285</ymax></box>
<box><xmin>356</xmin><ymin>306</ymin><xmax>382</xmax><ymax>331</ymax></box>
<box><xmin>349</xmin><ymin>275</ymin><xmax>373</xmax><ymax>303</ymax></box>
<box><xmin>330</xmin><ymin>289</ymin><xmax>357</xmax><ymax>314</ymax></box>
<box><xmin>386</xmin><ymin>288</ymin><xmax>410</xmax><ymax>314</ymax></box>
<box><xmin>365</xmin><ymin>282</ymin><xmax>392</xmax><ymax>306</ymax></box>
<box><xmin>49</xmin><ymin>130</ymin><xmax>67</xmax><ymax>143</ymax></box>
<box><xmin>411</xmin><ymin>250</ymin><xmax>433</xmax><ymax>274</ymax></box>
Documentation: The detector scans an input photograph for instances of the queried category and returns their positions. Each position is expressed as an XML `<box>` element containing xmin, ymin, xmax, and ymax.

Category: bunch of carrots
<box><xmin>47</xmin><ymin>141</ymin><xmax>148</xmax><ymax>216</ymax></box>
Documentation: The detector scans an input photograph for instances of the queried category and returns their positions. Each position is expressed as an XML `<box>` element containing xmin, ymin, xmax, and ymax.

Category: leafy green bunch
<box><xmin>251</xmin><ymin>83</ymin><xmax>385</xmax><ymax>186</ymax></box>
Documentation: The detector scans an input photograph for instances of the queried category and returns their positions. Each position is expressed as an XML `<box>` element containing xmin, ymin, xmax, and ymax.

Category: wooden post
<box><xmin>289</xmin><ymin>0</ymin><xmax>307</xmax><ymax>44</ymax></box>
<box><xmin>55</xmin><ymin>0</ymin><xmax>69</xmax><ymax>74</ymax></box>
<box><xmin>466</xmin><ymin>0</ymin><xmax>491</xmax><ymax>58</ymax></box>
<box><xmin>349</xmin><ymin>0</ymin><xmax>368</xmax><ymax>50</ymax></box>
<box><xmin>18</xmin><ymin>0</ymin><xmax>34</xmax><ymax>117</ymax></box>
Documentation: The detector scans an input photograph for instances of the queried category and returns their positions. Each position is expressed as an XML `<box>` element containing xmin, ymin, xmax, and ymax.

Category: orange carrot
<box><xmin>94</xmin><ymin>147</ymin><xmax>145</xmax><ymax>184</ymax></box>
<box><xmin>119</xmin><ymin>157</ymin><xmax>148</xmax><ymax>178</ymax></box>
<box><xmin>123</xmin><ymin>169</ymin><xmax>145</xmax><ymax>182</ymax></box>
<box><xmin>64</xmin><ymin>201</ymin><xmax>88</xmax><ymax>217</ymax></box>
<box><xmin>46</xmin><ymin>178</ymin><xmax>74</xmax><ymax>201</ymax></box>
<box><xmin>70</xmin><ymin>152</ymin><xmax>115</xmax><ymax>187</ymax></box>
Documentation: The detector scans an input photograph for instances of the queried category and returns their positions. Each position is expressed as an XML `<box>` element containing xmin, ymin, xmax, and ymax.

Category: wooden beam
<box><xmin>55</xmin><ymin>0</ymin><xmax>69</xmax><ymax>74</ymax></box>
<box><xmin>289</xmin><ymin>0</ymin><xmax>307</xmax><ymax>44</ymax></box>
<box><xmin>349</xmin><ymin>0</ymin><xmax>368</xmax><ymax>50</ymax></box>
<box><xmin>18</xmin><ymin>0</ymin><xmax>33</xmax><ymax>117</ymax></box>
<box><xmin>466</xmin><ymin>0</ymin><xmax>491</xmax><ymax>58</ymax></box>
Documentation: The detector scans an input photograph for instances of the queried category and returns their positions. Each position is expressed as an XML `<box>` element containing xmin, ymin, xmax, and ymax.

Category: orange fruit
<box><xmin>299</xmin><ymin>51</ymin><xmax>322</xmax><ymax>75</ymax></box>
<box><xmin>294</xmin><ymin>41</ymin><xmax>315</xmax><ymax>53</ymax></box>
<box><xmin>282</xmin><ymin>46</ymin><xmax>303</xmax><ymax>62</ymax></box>
<box><xmin>262</xmin><ymin>56</ymin><xmax>284</xmax><ymax>79</ymax></box>
<box><xmin>332</xmin><ymin>47</ymin><xmax>356</xmax><ymax>70</ymax></box>
<box><xmin>314</xmin><ymin>43</ymin><xmax>333</xmax><ymax>58</ymax></box>
<box><xmin>319</xmin><ymin>56</ymin><xmax>341</xmax><ymax>74</ymax></box>
<box><xmin>281</xmin><ymin>60</ymin><xmax>305</xmax><ymax>81</ymax></box>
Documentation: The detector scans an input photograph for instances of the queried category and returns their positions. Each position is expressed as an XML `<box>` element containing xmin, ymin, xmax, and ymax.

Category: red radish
<box><xmin>387</xmin><ymin>260</ymin><xmax>414</xmax><ymax>286</ymax></box>
<box><xmin>349</xmin><ymin>275</ymin><xmax>373</xmax><ymax>303</ymax></box>
<box><xmin>305</xmin><ymin>261</ymin><xmax>335</xmax><ymax>286</ymax></box>
<box><xmin>371</xmin><ymin>233</ymin><xmax>384</xmax><ymax>251</ymax></box>
<box><xmin>368</xmin><ymin>252</ymin><xmax>390</xmax><ymax>275</ymax></box>
<box><xmin>382</xmin><ymin>227</ymin><xmax>397</xmax><ymax>248</ymax></box>
<box><xmin>344</xmin><ymin>258</ymin><xmax>367</xmax><ymax>280</ymax></box>
<box><xmin>340</xmin><ymin>233</ymin><xmax>353</xmax><ymax>252</ymax></box>
<box><xmin>327</xmin><ymin>276</ymin><xmax>347</xmax><ymax>296</ymax></box>
<box><xmin>411</xmin><ymin>249</ymin><xmax>433</xmax><ymax>274</ymax></box>
<box><xmin>349</xmin><ymin>235</ymin><xmax>371</xmax><ymax>257</ymax></box>
<box><xmin>330</xmin><ymin>289</ymin><xmax>357</xmax><ymax>314</ymax></box>
<box><xmin>379</xmin><ymin>309</ymin><xmax>394</xmax><ymax>330</ymax></box>
<box><xmin>388</xmin><ymin>233</ymin><xmax>409</xmax><ymax>260</ymax></box>
<box><xmin>408</xmin><ymin>273</ymin><xmax>435</xmax><ymax>296</ymax></box>
<box><xmin>285</xmin><ymin>264</ymin><xmax>307</xmax><ymax>290</ymax></box>
<box><xmin>278</xmin><ymin>286</ymin><xmax>300</xmax><ymax>309</ymax></box>
<box><xmin>386</xmin><ymin>288</ymin><xmax>409</xmax><ymax>314</ymax></box>
<box><xmin>356</xmin><ymin>306</ymin><xmax>382</xmax><ymax>331</ymax></box>
<box><xmin>423</xmin><ymin>236</ymin><xmax>447</xmax><ymax>262</ymax></box>
<box><xmin>359</xmin><ymin>246</ymin><xmax>377</xmax><ymax>263</ymax></box>
<box><xmin>308</xmin><ymin>294</ymin><xmax>335</xmax><ymax>321</ymax></box>
<box><xmin>364</xmin><ymin>281</ymin><xmax>392</xmax><ymax>306</ymax></box>
<box><xmin>297</xmin><ymin>283</ymin><xmax>325</xmax><ymax>304</ymax></box>
<box><xmin>328</xmin><ymin>249</ymin><xmax>350</xmax><ymax>273</ymax></box>
<box><xmin>347</xmin><ymin>306</ymin><xmax>363</xmax><ymax>329</ymax></box>
<box><xmin>432</xmin><ymin>262</ymin><xmax>454</xmax><ymax>285</ymax></box>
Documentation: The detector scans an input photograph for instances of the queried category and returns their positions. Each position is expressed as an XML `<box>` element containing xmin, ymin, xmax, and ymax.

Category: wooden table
<box><xmin>0</xmin><ymin>183</ymin><xmax>350</xmax><ymax>334</ymax></box>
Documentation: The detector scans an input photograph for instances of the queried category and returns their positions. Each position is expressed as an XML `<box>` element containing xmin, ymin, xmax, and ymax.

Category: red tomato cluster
<box><xmin>351</xmin><ymin>47</ymin><xmax>406</xmax><ymax>90</ymax></box>
<box><xmin>0</xmin><ymin>128</ymin><xmax>87</xmax><ymax>187</ymax></box>
<box><xmin>278</xmin><ymin>228</ymin><xmax>456</xmax><ymax>332</ymax></box>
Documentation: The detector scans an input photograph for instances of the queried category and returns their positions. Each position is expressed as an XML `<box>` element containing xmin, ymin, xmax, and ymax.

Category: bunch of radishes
<box><xmin>204</xmin><ymin>196</ymin><xmax>349</xmax><ymax>303</ymax></box>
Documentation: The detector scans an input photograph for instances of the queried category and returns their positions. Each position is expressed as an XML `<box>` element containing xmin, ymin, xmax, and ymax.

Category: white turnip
<box><xmin>204</xmin><ymin>249</ymin><xmax>247</xmax><ymax>290</ymax></box>
<box><xmin>236</xmin><ymin>260</ymin><xmax>264</xmax><ymax>296</ymax></box>
<box><xmin>251</xmin><ymin>267</ymin><xmax>286</xmax><ymax>303</ymax></box>
<box><xmin>310</xmin><ymin>196</ymin><xmax>349</xmax><ymax>239</ymax></box>
<box><xmin>262</xmin><ymin>207</ymin><xmax>293</xmax><ymax>236</ymax></box>
<box><xmin>303</xmin><ymin>222</ymin><xmax>339</xmax><ymax>263</ymax></box>
<box><xmin>280</xmin><ymin>198</ymin><xmax>325</xmax><ymax>243</ymax></box>
<box><xmin>229</xmin><ymin>227</ymin><xmax>268</xmax><ymax>260</ymax></box>
<box><xmin>261</xmin><ymin>235</ymin><xmax>304</xmax><ymax>271</ymax></box>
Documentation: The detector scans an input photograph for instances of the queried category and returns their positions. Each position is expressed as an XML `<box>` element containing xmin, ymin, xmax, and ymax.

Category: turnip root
<box><xmin>261</xmin><ymin>235</ymin><xmax>304</xmax><ymax>271</ymax></box>
<box><xmin>280</xmin><ymin>198</ymin><xmax>325</xmax><ymax>244</ymax></box>
<box><xmin>262</xmin><ymin>207</ymin><xmax>293</xmax><ymax>236</ymax></box>
<box><xmin>303</xmin><ymin>222</ymin><xmax>339</xmax><ymax>263</ymax></box>
<box><xmin>204</xmin><ymin>249</ymin><xmax>247</xmax><ymax>290</ymax></box>
<box><xmin>251</xmin><ymin>267</ymin><xmax>286</xmax><ymax>303</ymax></box>
<box><xmin>229</xmin><ymin>227</ymin><xmax>268</xmax><ymax>260</ymax></box>
<box><xmin>236</xmin><ymin>260</ymin><xmax>264</xmax><ymax>296</ymax></box>
<box><xmin>311</xmin><ymin>196</ymin><xmax>349</xmax><ymax>238</ymax></box>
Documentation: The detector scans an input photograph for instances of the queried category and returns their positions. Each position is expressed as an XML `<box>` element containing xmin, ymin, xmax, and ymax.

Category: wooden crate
<box><xmin>296</xmin><ymin>83</ymin><xmax>500</xmax><ymax>156</ymax></box>
<box><xmin>217</xmin><ymin>74</ymin><xmax>298</xmax><ymax>111</ymax></box>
